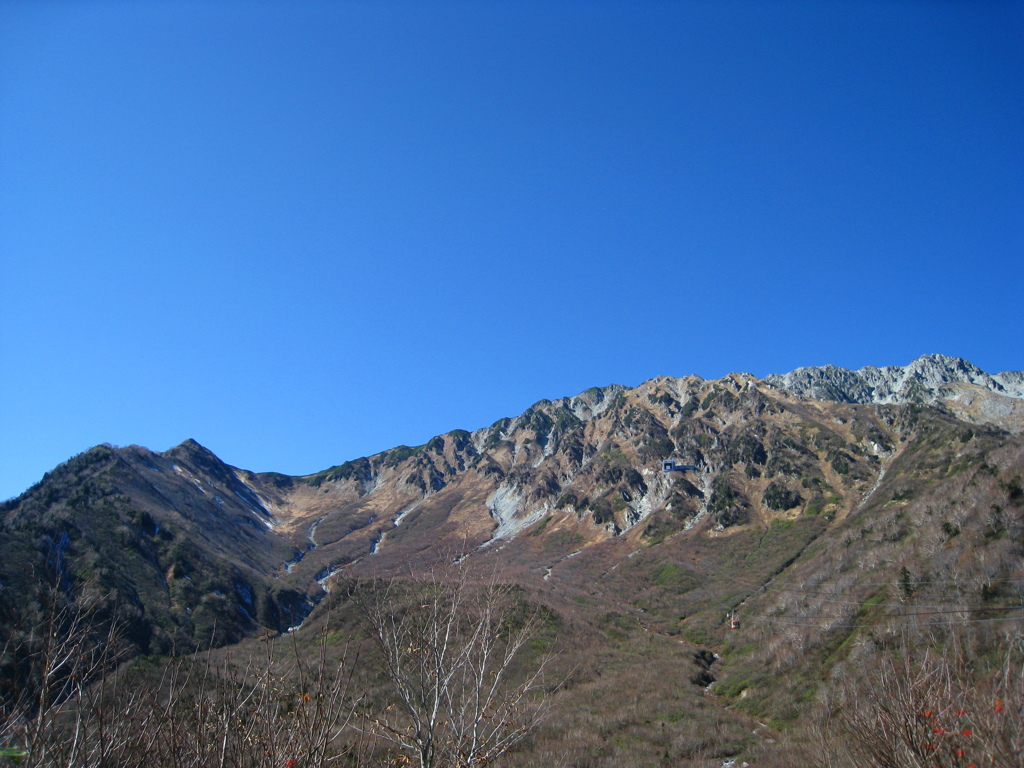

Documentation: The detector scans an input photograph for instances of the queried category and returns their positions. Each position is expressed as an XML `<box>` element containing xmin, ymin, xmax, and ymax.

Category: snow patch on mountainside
<box><xmin>394</xmin><ymin>499</ymin><xmax>425</xmax><ymax>527</ymax></box>
<box><xmin>233</xmin><ymin>471</ymin><xmax>276</xmax><ymax>527</ymax></box>
<box><xmin>173</xmin><ymin>464</ymin><xmax>209</xmax><ymax>495</ymax></box>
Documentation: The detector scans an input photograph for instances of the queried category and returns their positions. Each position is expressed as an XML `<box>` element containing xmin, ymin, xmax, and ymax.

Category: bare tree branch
<box><xmin>355</xmin><ymin>563</ymin><xmax>557</xmax><ymax>768</ymax></box>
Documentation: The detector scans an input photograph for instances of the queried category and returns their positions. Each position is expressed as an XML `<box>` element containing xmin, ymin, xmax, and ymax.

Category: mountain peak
<box><xmin>765</xmin><ymin>355</ymin><xmax>1024</xmax><ymax>406</ymax></box>
<box><xmin>164</xmin><ymin>438</ymin><xmax>219</xmax><ymax>461</ymax></box>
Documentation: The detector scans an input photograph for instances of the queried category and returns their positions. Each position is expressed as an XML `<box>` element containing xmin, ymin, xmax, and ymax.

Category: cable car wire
<box><xmin>687</xmin><ymin>564</ymin><xmax>1024</xmax><ymax>631</ymax></box>
<box><xmin>717</xmin><ymin>573</ymin><xmax>1024</xmax><ymax>613</ymax></box>
<box><xmin>755</xmin><ymin>614</ymin><xmax>1024</xmax><ymax>630</ymax></box>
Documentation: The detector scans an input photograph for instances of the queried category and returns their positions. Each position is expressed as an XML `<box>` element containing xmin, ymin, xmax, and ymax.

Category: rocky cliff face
<box><xmin>763</xmin><ymin>354</ymin><xmax>1024</xmax><ymax>434</ymax></box>
<box><xmin>765</xmin><ymin>353</ymin><xmax>1024</xmax><ymax>404</ymax></box>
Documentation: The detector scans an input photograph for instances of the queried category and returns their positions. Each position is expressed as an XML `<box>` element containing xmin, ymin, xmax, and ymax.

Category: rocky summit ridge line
<box><xmin>764</xmin><ymin>352</ymin><xmax>1024</xmax><ymax>405</ymax></box>
<box><xmin>764</xmin><ymin>353</ymin><xmax>1024</xmax><ymax>433</ymax></box>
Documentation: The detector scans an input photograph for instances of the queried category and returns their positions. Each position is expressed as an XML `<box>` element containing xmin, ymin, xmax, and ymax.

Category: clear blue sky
<box><xmin>2</xmin><ymin>0</ymin><xmax>1022</xmax><ymax>500</ymax></box>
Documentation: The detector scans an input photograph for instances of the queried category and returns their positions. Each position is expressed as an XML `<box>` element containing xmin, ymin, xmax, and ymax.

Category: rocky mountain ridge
<box><xmin>3</xmin><ymin>354</ymin><xmax>1022</xmax><ymax>654</ymax></box>
<box><xmin>765</xmin><ymin>352</ymin><xmax>1024</xmax><ymax>404</ymax></box>
<box><xmin>127</xmin><ymin>357</ymin><xmax>988</xmax><ymax>659</ymax></box>
<box><xmin>765</xmin><ymin>353</ymin><xmax>1024</xmax><ymax>435</ymax></box>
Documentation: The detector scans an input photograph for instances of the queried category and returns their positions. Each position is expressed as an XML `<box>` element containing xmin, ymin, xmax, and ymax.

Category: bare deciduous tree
<box><xmin>838</xmin><ymin>631</ymin><xmax>1024</xmax><ymax>768</ymax></box>
<box><xmin>356</xmin><ymin>566</ymin><xmax>556</xmax><ymax>768</ymax></box>
<box><xmin>1</xmin><ymin>582</ymin><xmax>363</xmax><ymax>768</ymax></box>
<box><xmin>0</xmin><ymin>580</ymin><xmax>124</xmax><ymax>767</ymax></box>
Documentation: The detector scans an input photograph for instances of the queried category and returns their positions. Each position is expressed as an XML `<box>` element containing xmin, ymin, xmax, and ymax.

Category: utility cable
<box><xmin>718</xmin><ymin>573</ymin><xmax>1024</xmax><ymax>613</ymax></box>
<box><xmin>752</xmin><ymin>612</ymin><xmax>1024</xmax><ymax>630</ymax></box>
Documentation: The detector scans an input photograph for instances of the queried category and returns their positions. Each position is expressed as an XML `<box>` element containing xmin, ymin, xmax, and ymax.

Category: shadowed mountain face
<box><xmin>0</xmin><ymin>440</ymin><xmax>311</xmax><ymax>653</ymax></box>
<box><xmin>3</xmin><ymin>355</ymin><xmax>1022</xmax><ymax>671</ymax></box>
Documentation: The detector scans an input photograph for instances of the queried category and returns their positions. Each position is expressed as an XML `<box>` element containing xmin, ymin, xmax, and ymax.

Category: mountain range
<box><xmin>2</xmin><ymin>353</ymin><xmax>1022</xmax><ymax>763</ymax></box>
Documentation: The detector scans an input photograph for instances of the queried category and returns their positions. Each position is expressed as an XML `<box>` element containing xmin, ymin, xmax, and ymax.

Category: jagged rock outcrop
<box><xmin>765</xmin><ymin>353</ymin><xmax>1024</xmax><ymax>406</ymax></box>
